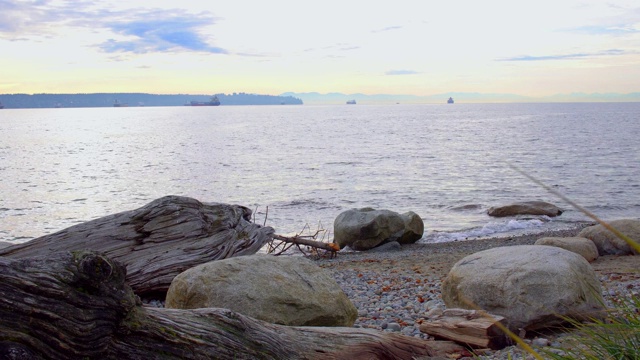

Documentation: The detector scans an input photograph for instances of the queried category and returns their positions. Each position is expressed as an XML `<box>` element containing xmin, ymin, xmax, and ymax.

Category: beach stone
<box><xmin>387</xmin><ymin>322</ymin><xmax>401</xmax><ymax>332</ymax></box>
<box><xmin>534</xmin><ymin>237</ymin><xmax>599</xmax><ymax>262</ymax></box>
<box><xmin>441</xmin><ymin>245</ymin><xmax>605</xmax><ymax>332</ymax></box>
<box><xmin>165</xmin><ymin>254</ymin><xmax>357</xmax><ymax>327</ymax></box>
<box><xmin>398</xmin><ymin>211</ymin><xmax>424</xmax><ymax>244</ymax></box>
<box><xmin>334</xmin><ymin>208</ymin><xmax>405</xmax><ymax>250</ymax></box>
<box><xmin>369</xmin><ymin>241</ymin><xmax>402</xmax><ymax>252</ymax></box>
<box><xmin>578</xmin><ymin>219</ymin><xmax>640</xmax><ymax>255</ymax></box>
<box><xmin>487</xmin><ymin>201</ymin><xmax>562</xmax><ymax>217</ymax></box>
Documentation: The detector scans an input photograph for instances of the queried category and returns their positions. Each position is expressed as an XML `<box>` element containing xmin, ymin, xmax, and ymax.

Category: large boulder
<box><xmin>578</xmin><ymin>219</ymin><xmax>640</xmax><ymax>255</ymax></box>
<box><xmin>399</xmin><ymin>211</ymin><xmax>424</xmax><ymax>244</ymax></box>
<box><xmin>487</xmin><ymin>201</ymin><xmax>562</xmax><ymax>217</ymax></box>
<box><xmin>441</xmin><ymin>245</ymin><xmax>605</xmax><ymax>332</ymax></box>
<box><xmin>165</xmin><ymin>255</ymin><xmax>357</xmax><ymax>327</ymax></box>
<box><xmin>534</xmin><ymin>237</ymin><xmax>599</xmax><ymax>262</ymax></box>
<box><xmin>334</xmin><ymin>208</ymin><xmax>423</xmax><ymax>250</ymax></box>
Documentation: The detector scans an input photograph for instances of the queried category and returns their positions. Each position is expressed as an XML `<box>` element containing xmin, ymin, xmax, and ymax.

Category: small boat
<box><xmin>346</xmin><ymin>99</ymin><xmax>356</xmax><ymax>105</ymax></box>
<box><xmin>189</xmin><ymin>95</ymin><xmax>221</xmax><ymax>106</ymax></box>
<box><xmin>447</xmin><ymin>97</ymin><xmax>454</xmax><ymax>104</ymax></box>
<box><xmin>113</xmin><ymin>100</ymin><xmax>128</xmax><ymax>107</ymax></box>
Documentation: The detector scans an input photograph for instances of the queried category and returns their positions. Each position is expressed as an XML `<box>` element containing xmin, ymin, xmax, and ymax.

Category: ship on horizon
<box><xmin>113</xmin><ymin>99</ymin><xmax>128</xmax><ymax>107</ymax></box>
<box><xmin>346</xmin><ymin>99</ymin><xmax>356</xmax><ymax>105</ymax></box>
<box><xmin>188</xmin><ymin>95</ymin><xmax>221</xmax><ymax>106</ymax></box>
<box><xmin>447</xmin><ymin>97</ymin><xmax>454</xmax><ymax>104</ymax></box>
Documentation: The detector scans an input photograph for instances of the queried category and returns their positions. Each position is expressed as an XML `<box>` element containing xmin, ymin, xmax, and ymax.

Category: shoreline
<box><xmin>319</xmin><ymin>223</ymin><xmax>593</xmax><ymax>265</ymax></box>
<box><xmin>315</xmin><ymin>223</ymin><xmax>640</xmax><ymax>358</ymax></box>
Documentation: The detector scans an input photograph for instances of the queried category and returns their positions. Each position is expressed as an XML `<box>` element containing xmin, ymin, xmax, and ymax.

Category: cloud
<box><xmin>498</xmin><ymin>49</ymin><xmax>629</xmax><ymax>61</ymax></box>
<box><xmin>0</xmin><ymin>0</ymin><xmax>105</xmax><ymax>35</ymax></box>
<box><xmin>561</xmin><ymin>6</ymin><xmax>640</xmax><ymax>36</ymax></box>
<box><xmin>373</xmin><ymin>26</ymin><xmax>403</xmax><ymax>33</ymax></box>
<box><xmin>235</xmin><ymin>52</ymin><xmax>270</xmax><ymax>57</ymax></box>
<box><xmin>0</xmin><ymin>1</ymin><xmax>228</xmax><ymax>54</ymax></box>
<box><xmin>0</xmin><ymin>0</ymin><xmax>50</xmax><ymax>34</ymax></box>
<box><xmin>102</xmin><ymin>14</ymin><xmax>227</xmax><ymax>54</ymax></box>
<box><xmin>567</xmin><ymin>25</ymin><xmax>640</xmax><ymax>36</ymax></box>
<box><xmin>385</xmin><ymin>70</ymin><xmax>419</xmax><ymax>75</ymax></box>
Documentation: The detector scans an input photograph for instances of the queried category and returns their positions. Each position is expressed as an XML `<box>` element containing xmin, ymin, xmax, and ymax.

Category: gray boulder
<box><xmin>333</xmin><ymin>208</ymin><xmax>423</xmax><ymax>251</ymax></box>
<box><xmin>442</xmin><ymin>245</ymin><xmax>605</xmax><ymax>332</ymax></box>
<box><xmin>399</xmin><ymin>211</ymin><xmax>424</xmax><ymax>244</ymax></box>
<box><xmin>487</xmin><ymin>201</ymin><xmax>562</xmax><ymax>217</ymax></box>
<box><xmin>165</xmin><ymin>255</ymin><xmax>357</xmax><ymax>327</ymax></box>
<box><xmin>534</xmin><ymin>237</ymin><xmax>599</xmax><ymax>262</ymax></box>
<box><xmin>578</xmin><ymin>219</ymin><xmax>640</xmax><ymax>255</ymax></box>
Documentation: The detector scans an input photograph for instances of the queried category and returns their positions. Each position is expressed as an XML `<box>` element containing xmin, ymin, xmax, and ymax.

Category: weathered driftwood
<box><xmin>0</xmin><ymin>251</ymin><xmax>469</xmax><ymax>360</ymax></box>
<box><xmin>419</xmin><ymin>309</ymin><xmax>511</xmax><ymax>350</ymax></box>
<box><xmin>0</xmin><ymin>196</ymin><xmax>274</xmax><ymax>297</ymax></box>
<box><xmin>269</xmin><ymin>233</ymin><xmax>340</xmax><ymax>256</ymax></box>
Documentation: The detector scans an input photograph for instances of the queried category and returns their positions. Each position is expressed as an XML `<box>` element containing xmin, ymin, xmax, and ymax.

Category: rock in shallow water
<box><xmin>487</xmin><ymin>201</ymin><xmax>562</xmax><ymax>217</ymax></box>
<box><xmin>333</xmin><ymin>208</ymin><xmax>424</xmax><ymax>251</ymax></box>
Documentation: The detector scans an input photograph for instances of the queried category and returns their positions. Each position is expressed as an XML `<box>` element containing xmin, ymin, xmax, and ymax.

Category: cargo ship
<box><xmin>113</xmin><ymin>100</ymin><xmax>128</xmax><ymax>107</ymax></box>
<box><xmin>188</xmin><ymin>95</ymin><xmax>221</xmax><ymax>106</ymax></box>
<box><xmin>346</xmin><ymin>99</ymin><xmax>356</xmax><ymax>105</ymax></box>
<box><xmin>447</xmin><ymin>97</ymin><xmax>454</xmax><ymax>104</ymax></box>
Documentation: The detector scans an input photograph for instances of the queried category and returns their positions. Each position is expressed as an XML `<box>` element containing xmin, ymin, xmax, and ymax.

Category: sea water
<box><xmin>1</xmin><ymin>102</ymin><xmax>639</xmax><ymax>244</ymax></box>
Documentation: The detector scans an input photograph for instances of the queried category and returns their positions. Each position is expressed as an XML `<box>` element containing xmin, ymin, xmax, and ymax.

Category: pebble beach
<box><xmin>314</xmin><ymin>224</ymin><xmax>640</xmax><ymax>359</ymax></box>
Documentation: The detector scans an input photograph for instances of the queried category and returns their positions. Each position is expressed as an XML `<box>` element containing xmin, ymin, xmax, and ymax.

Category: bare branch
<box><xmin>267</xmin><ymin>228</ymin><xmax>339</xmax><ymax>258</ymax></box>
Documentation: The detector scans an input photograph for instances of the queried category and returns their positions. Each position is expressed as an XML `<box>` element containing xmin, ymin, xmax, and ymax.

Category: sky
<box><xmin>1</xmin><ymin>0</ymin><xmax>639</xmax><ymax>97</ymax></box>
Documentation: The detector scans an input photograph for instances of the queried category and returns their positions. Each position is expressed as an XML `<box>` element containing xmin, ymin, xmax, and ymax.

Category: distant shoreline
<box><xmin>0</xmin><ymin>92</ymin><xmax>303</xmax><ymax>109</ymax></box>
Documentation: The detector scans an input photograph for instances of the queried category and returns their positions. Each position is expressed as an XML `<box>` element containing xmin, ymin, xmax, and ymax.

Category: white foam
<box><xmin>423</xmin><ymin>217</ymin><xmax>549</xmax><ymax>243</ymax></box>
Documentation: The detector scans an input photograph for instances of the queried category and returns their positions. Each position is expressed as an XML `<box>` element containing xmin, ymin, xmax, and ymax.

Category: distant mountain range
<box><xmin>2</xmin><ymin>91</ymin><xmax>638</xmax><ymax>108</ymax></box>
<box><xmin>280</xmin><ymin>92</ymin><xmax>640</xmax><ymax>104</ymax></box>
<box><xmin>0</xmin><ymin>92</ymin><xmax>303</xmax><ymax>109</ymax></box>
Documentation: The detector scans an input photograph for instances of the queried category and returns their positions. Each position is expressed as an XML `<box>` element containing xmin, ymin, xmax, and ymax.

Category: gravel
<box><xmin>315</xmin><ymin>225</ymin><xmax>640</xmax><ymax>359</ymax></box>
<box><xmin>141</xmin><ymin>223</ymin><xmax>638</xmax><ymax>360</ymax></box>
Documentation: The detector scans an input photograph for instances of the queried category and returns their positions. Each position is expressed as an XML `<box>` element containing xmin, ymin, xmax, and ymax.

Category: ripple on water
<box><xmin>1</xmin><ymin>103</ymin><xmax>639</xmax><ymax>242</ymax></box>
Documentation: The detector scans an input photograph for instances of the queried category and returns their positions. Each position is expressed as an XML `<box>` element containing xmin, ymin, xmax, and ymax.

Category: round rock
<box><xmin>578</xmin><ymin>219</ymin><xmax>640</xmax><ymax>255</ymax></box>
<box><xmin>442</xmin><ymin>245</ymin><xmax>605</xmax><ymax>331</ymax></box>
<box><xmin>165</xmin><ymin>255</ymin><xmax>357</xmax><ymax>327</ymax></box>
<box><xmin>333</xmin><ymin>208</ymin><xmax>405</xmax><ymax>251</ymax></box>
<box><xmin>487</xmin><ymin>201</ymin><xmax>562</xmax><ymax>217</ymax></box>
<box><xmin>534</xmin><ymin>236</ymin><xmax>599</xmax><ymax>262</ymax></box>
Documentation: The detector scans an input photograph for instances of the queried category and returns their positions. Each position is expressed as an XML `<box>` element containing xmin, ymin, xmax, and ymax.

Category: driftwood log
<box><xmin>420</xmin><ymin>309</ymin><xmax>511</xmax><ymax>350</ymax></box>
<box><xmin>0</xmin><ymin>251</ymin><xmax>468</xmax><ymax>359</ymax></box>
<box><xmin>0</xmin><ymin>196</ymin><xmax>274</xmax><ymax>297</ymax></box>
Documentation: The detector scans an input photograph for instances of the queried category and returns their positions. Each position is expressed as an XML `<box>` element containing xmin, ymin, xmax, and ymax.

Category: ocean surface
<box><xmin>1</xmin><ymin>103</ymin><xmax>639</xmax><ymax>245</ymax></box>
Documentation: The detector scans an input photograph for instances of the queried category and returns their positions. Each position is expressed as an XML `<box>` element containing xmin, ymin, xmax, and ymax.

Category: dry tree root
<box><xmin>257</xmin><ymin>207</ymin><xmax>340</xmax><ymax>258</ymax></box>
<box><xmin>267</xmin><ymin>227</ymin><xmax>340</xmax><ymax>258</ymax></box>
